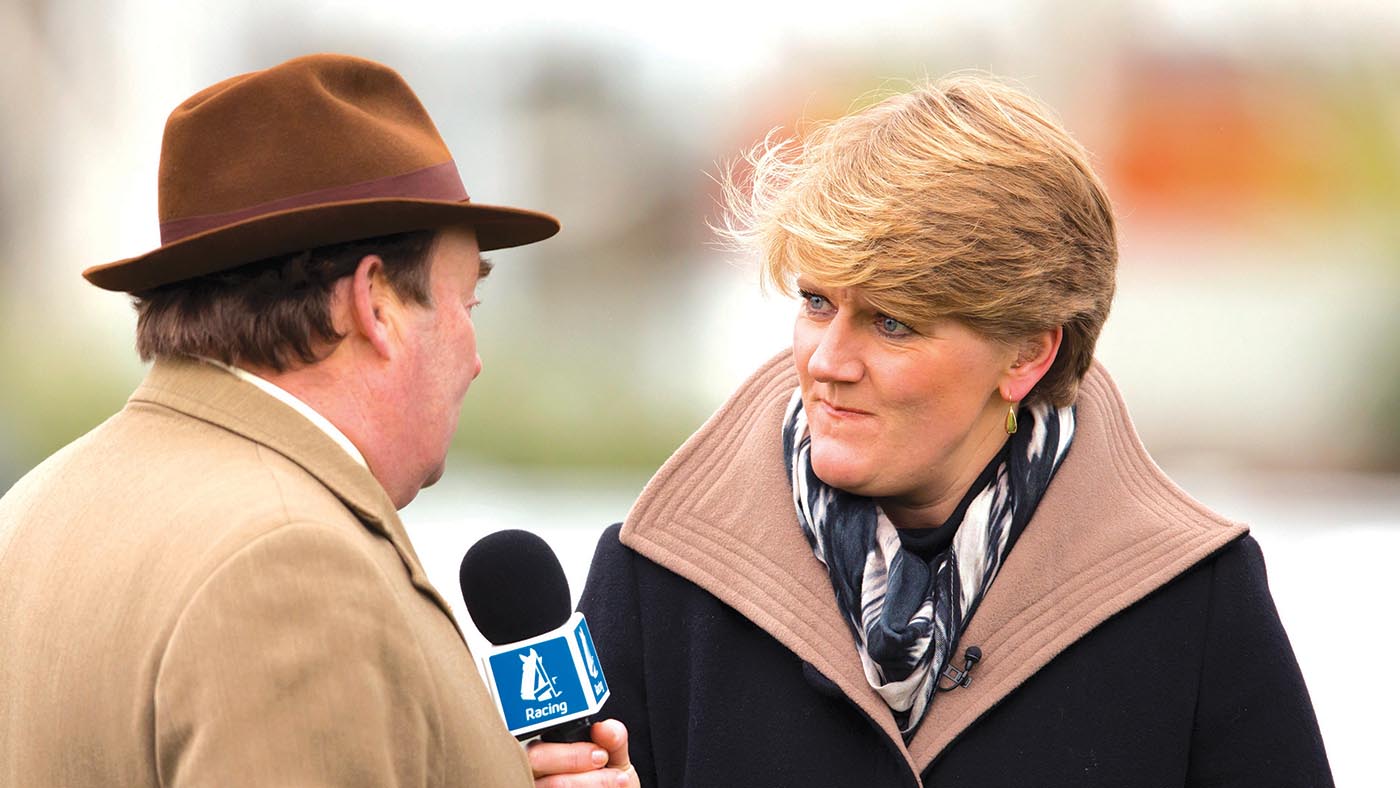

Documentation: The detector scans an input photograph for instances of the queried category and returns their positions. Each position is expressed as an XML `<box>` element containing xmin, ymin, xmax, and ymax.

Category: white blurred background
<box><xmin>3</xmin><ymin>1</ymin><xmax>1397</xmax><ymax>783</ymax></box>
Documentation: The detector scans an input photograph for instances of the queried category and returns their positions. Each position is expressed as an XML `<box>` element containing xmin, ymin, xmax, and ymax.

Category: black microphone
<box><xmin>936</xmin><ymin>646</ymin><xmax>983</xmax><ymax>692</ymax></box>
<box><xmin>460</xmin><ymin>529</ymin><xmax>610</xmax><ymax>742</ymax></box>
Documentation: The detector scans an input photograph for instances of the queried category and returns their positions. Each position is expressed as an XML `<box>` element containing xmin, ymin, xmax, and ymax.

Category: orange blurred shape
<box><xmin>1106</xmin><ymin>59</ymin><xmax>1333</xmax><ymax>221</ymax></box>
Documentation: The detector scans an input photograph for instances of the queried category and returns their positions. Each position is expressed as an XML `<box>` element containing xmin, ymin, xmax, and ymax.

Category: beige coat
<box><xmin>0</xmin><ymin>357</ymin><xmax>532</xmax><ymax>787</ymax></box>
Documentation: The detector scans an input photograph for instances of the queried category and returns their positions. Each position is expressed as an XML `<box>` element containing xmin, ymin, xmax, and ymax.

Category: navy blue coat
<box><xmin>581</xmin><ymin>527</ymin><xmax>1332</xmax><ymax>787</ymax></box>
<box><xmin>578</xmin><ymin>355</ymin><xmax>1332</xmax><ymax>787</ymax></box>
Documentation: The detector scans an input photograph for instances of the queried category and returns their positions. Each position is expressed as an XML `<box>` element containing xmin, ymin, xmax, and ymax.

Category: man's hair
<box><xmin>720</xmin><ymin>76</ymin><xmax>1118</xmax><ymax>406</ymax></box>
<box><xmin>133</xmin><ymin>230</ymin><xmax>437</xmax><ymax>372</ymax></box>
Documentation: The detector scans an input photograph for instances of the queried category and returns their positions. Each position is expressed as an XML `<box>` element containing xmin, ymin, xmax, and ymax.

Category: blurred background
<box><xmin>2</xmin><ymin>0</ymin><xmax>1396</xmax><ymax>782</ymax></box>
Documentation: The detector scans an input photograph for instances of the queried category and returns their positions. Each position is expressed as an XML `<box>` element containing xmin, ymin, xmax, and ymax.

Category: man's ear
<box><xmin>999</xmin><ymin>326</ymin><xmax>1063</xmax><ymax>403</ymax></box>
<box><xmin>346</xmin><ymin>254</ymin><xmax>402</xmax><ymax>361</ymax></box>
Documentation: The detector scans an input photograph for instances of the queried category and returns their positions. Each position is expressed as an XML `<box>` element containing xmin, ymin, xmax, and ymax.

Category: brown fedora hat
<box><xmin>83</xmin><ymin>53</ymin><xmax>560</xmax><ymax>293</ymax></box>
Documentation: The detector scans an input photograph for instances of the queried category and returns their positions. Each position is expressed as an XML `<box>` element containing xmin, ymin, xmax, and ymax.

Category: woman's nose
<box><xmin>806</xmin><ymin>319</ymin><xmax>864</xmax><ymax>384</ymax></box>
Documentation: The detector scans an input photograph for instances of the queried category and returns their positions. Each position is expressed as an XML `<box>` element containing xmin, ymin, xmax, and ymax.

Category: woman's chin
<box><xmin>809</xmin><ymin>452</ymin><xmax>876</xmax><ymax>496</ymax></box>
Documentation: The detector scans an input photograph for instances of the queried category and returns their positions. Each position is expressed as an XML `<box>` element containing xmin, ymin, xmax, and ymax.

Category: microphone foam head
<box><xmin>459</xmin><ymin>529</ymin><xmax>572</xmax><ymax>645</ymax></box>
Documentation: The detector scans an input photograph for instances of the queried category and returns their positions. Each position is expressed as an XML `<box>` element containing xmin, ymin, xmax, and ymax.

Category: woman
<box><xmin>578</xmin><ymin>77</ymin><xmax>1332</xmax><ymax>787</ymax></box>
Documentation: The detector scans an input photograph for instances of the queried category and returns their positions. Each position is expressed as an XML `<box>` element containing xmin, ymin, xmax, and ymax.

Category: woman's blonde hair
<box><xmin>720</xmin><ymin>76</ymin><xmax>1117</xmax><ymax>406</ymax></box>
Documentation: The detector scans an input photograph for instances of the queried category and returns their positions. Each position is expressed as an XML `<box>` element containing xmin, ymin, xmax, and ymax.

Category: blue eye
<box><xmin>799</xmin><ymin>290</ymin><xmax>831</xmax><ymax>313</ymax></box>
<box><xmin>877</xmin><ymin>315</ymin><xmax>912</xmax><ymax>336</ymax></box>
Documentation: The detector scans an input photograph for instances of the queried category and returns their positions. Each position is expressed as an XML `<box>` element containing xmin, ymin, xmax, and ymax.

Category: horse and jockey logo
<box><xmin>519</xmin><ymin>647</ymin><xmax>559</xmax><ymax>702</ymax></box>
<box><xmin>579</xmin><ymin>629</ymin><xmax>600</xmax><ymax>679</ymax></box>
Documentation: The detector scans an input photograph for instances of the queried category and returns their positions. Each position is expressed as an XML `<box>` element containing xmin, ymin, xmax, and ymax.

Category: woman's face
<box><xmin>792</xmin><ymin>279</ymin><xmax>1018</xmax><ymax>513</ymax></box>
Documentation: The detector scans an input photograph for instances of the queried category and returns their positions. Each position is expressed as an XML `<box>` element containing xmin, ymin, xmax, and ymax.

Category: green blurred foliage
<box><xmin>0</xmin><ymin>326</ymin><xmax>137</xmax><ymax>490</ymax></box>
<box><xmin>448</xmin><ymin>337</ymin><xmax>703</xmax><ymax>471</ymax></box>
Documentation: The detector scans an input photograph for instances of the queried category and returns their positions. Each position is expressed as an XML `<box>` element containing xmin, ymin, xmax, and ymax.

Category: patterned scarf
<box><xmin>782</xmin><ymin>391</ymin><xmax>1075</xmax><ymax>740</ymax></box>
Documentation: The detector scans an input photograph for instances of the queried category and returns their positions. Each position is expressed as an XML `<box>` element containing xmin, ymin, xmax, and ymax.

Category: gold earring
<box><xmin>1005</xmin><ymin>403</ymin><xmax>1018</xmax><ymax>435</ymax></box>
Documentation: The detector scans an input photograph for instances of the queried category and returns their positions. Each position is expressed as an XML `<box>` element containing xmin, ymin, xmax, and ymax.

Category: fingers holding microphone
<box><xmin>589</xmin><ymin>719</ymin><xmax>638</xmax><ymax>786</ymax></box>
<box><xmin>529</xmin><ymin>720</ymin><xmax>638</xmax><ymax>788</ymax></box>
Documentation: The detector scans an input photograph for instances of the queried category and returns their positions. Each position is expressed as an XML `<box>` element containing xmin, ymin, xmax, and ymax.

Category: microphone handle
<box><xmin>537</xmin><ymin>715</ymin><xmax>594</xmax><ymax>743</ymax></box>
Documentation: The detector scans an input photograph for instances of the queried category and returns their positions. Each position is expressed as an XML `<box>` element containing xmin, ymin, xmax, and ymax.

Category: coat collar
<box><xmin>619</xmin><ymin>351</ymin><xmax>1247</xmax><ymax>781</ymax></box>
<box><xmin>128</xmin><ymin>356</ymin><xmax>463</xmax><ymax>635</ymax></box>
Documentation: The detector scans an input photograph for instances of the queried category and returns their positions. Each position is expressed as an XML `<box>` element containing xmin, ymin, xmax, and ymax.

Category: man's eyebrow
<box><xmin>478</xmin><ymin>257</ymin><xmax>494</xmax><ymax>279</ymax></box>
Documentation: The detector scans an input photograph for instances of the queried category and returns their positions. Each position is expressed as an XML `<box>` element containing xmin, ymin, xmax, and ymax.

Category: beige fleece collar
<box><xmin>620</xmin><ymin>351</ymin><xmax>1247</xmax><ymax>782</ymax></box>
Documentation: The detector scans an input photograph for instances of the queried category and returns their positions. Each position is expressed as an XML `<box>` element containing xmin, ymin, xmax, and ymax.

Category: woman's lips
<box><xmin>817</xmin><ymin>399</ymin><xmax>873</xmax><ymax>419</ymax></box>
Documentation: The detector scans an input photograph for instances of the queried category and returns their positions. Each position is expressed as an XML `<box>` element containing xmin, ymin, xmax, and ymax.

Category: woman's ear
<box><xmin>1000</xmin><ymin>326</ymin><xmax>1063</xmax><ymax>403</ymax></box>
<box><xmin>345</xmin><ymin>254</ymin><xmax>402</xmax><ymax>361</ymax></box>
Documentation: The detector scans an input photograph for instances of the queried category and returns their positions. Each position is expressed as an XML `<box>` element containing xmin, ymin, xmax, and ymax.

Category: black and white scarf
<box><xmin>782</xmin><ymin>390</ymin><xmax>1075</xmax><ymax>739</ymax></box>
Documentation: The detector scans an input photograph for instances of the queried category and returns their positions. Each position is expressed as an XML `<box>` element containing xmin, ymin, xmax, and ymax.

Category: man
<box><xmin>0</xmin><ymin>54</ymin><xmax>635</xmax><ymax>787</ymax></box>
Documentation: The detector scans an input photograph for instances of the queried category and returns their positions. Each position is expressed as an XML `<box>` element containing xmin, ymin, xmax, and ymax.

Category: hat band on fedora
<box><xmin>159</xmin><ymin>160</ymin><xmax>470</xmax><ymax>245</ymax></box>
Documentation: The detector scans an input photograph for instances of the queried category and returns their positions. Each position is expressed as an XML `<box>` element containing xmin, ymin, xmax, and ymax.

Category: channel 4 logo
<box><xmin>483</xmin><ymin>612</ymin><xmax>610</xmax><ymax>737</ymax></box>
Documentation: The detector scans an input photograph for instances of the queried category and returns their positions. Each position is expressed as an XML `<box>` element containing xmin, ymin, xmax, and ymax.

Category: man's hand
<box><xmin>528</xmin><ymin>719</ymin><xmax>639</xmax><ymax>788</ymax></box>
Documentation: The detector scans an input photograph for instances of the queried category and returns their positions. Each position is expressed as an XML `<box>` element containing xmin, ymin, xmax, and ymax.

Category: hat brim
<box><xmin>82</xmin><ymin>198</ymin><xmax>561</xmax><ymax>293</ymax></box>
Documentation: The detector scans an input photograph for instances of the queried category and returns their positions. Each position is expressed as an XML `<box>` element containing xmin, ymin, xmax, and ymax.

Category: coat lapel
<box><xmin>620</xmin><ymin>352</ymin><xmax>917</xmax><ymax>772</ymax></box>
<box><xmin>903</xmin><ymin>362</ymin><xmax>1248</xmax><ymax>768</ymax></box>
<box><xmin>620</xmin><ymin>351</ymin><xmax>1248</xmax><ymax>782</ymax></box>
<box><xmin>128</xmin><ymin>357</ymin><xmax>464</xmax><ymax>635</ymax></box>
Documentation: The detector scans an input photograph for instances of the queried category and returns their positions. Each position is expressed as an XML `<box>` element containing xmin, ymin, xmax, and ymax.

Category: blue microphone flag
<box><xmin>481</xmin><ymin>612</ymin><xmax>610</xmax><ymax>737</ymax></box>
